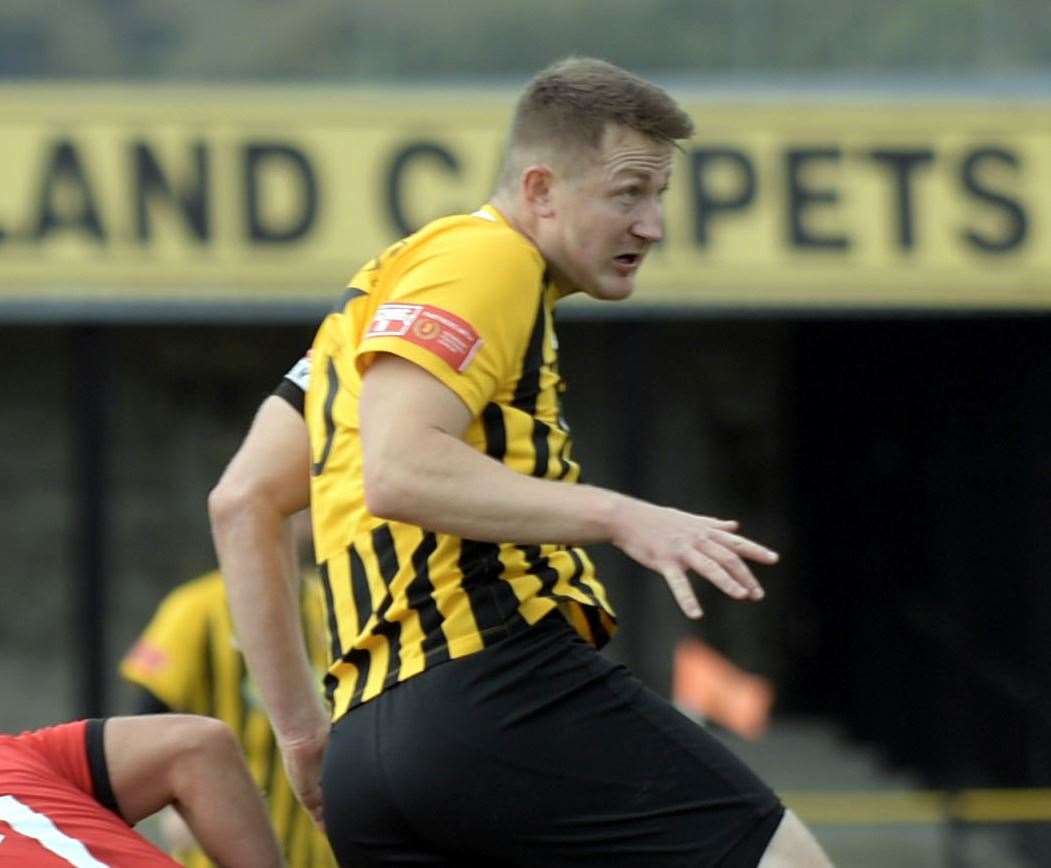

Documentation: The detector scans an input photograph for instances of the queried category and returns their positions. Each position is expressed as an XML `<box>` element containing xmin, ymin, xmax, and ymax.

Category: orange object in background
<box><xmin>672</xmin><ymin>637</ymin><xmax>775</xmax><ymax>741</ymax></box>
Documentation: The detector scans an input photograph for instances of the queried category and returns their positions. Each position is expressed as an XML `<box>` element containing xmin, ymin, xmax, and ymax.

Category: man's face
<box><xmin>538</xmin><ymin>124</ymin><xmax>674</xmax><ymax>300</ymax></box>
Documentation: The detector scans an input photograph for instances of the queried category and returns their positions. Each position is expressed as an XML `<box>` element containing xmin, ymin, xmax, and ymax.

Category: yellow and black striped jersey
<box><xmin>120</xmin><ymin>571</ymin><xmax>337</xmax><ymax>868</ymax></box>
<box><xmin>306</xmin><ymin>203</ymin><xmax>617</xmax><ymax>722</ymax></box>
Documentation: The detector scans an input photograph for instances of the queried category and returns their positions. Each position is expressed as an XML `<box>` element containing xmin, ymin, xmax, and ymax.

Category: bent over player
<box><xmin>0</xmin><ymin>714</ymin><xmax>283</xmax><ymax>867</ymax></box>
<box><xmin>211</xmin><ymin>57</ymin><xmax>832</xmax><ymax>866</ymax></box>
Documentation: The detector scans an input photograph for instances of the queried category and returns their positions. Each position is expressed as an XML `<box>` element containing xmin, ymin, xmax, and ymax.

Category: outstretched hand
<box><xmin>610</xmin><ymin>498</ymin><xmax>778</xmax><ymax>618</ymax></box>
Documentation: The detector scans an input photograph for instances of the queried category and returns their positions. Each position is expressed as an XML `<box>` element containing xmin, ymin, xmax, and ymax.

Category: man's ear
<box><xmin>521</xmin><ymin>165</ymin><xmax>557</xmax><ymax>218</ymax></box>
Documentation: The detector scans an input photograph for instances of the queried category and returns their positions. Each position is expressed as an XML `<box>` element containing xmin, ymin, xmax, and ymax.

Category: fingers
<box><xmin>709</xmin><ymin>528</ymin><xmax>779</xmax><ymax>566</ymax></box>
<box><xmin>282</xmin><ymin>742</ymin><xmax>327</xmax><ymax>832</ymax></box>
<box><xmin>310</xmin><ymin>805</ymin><xmax>326</xmax><ymax>833</ymax></box>
<box><xmin>705</xmin><ymin>529</ymin><xmax>776</xmax><ymax>599</ymax></box>
<box><xmin>298</xmin><ymin>784</ymin><xmax>326</xmax><ymax>832</ymax></box>
<box><xmin>684</xmin><ymin>548</ymin><xmax>757</xmax><ymax>600</ymax></box>
<box><xmin>705</xmin><ymin>517</ymin><xmax>739</xmax><ymax>531</ymax></box>
<box><xmin>660</xmin><ymin>565</ymin><xmax>703</xmax><ymax>619</ymax></box>
<box><xmin>619</xmin><ymin>504</ymin><xmax>776</xmax><ymax>615</ymax></box>
<box><xmin>662</xmin><ymin>525</ymin><xmax>774</xmax><ymax>610</ymax></box>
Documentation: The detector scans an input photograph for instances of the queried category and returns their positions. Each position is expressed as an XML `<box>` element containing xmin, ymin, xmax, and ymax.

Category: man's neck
<box><xmin>489</xmin><ymin>194</ymin><xmax>535</xmax><ymax>244</ymax></box>
<box><xmin>488</xmin><ymin>195</ymin><xmax>578</xmax><ymax>298</ymax></box>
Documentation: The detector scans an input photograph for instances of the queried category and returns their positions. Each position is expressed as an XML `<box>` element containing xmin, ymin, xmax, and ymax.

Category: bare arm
<box><xmin>361</xmin><ymin>354</ymin><xmax>777</xmax><ymax>618</ymax></box>
<box><xmin>103</xmin><ymin>715</ymin><xmax>284</xmax><ymax>868</ymax></box>
<box><xmin>208</xmin><ymin>396</ymin><xmax>328</xmax><ymax>825</ymax></box>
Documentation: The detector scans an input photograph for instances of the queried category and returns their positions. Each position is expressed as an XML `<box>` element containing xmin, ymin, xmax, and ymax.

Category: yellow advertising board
<box><xmin>1</xmin><ymin>84</ymin><xmax>1050</xmax><ymax>311</ymax></box>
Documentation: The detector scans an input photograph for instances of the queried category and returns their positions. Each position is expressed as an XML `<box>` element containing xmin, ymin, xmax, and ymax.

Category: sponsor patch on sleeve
<box><xmin>124</xmin><ymin>640</ymin><xmax>169</xmax><ymax>676</ymax></box>
<box><xmin>365</xmin><ymin>303</ymin><xmax>483</xmax><ymax>373</ymax></box>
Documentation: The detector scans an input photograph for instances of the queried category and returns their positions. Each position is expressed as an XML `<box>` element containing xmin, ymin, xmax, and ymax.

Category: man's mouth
<box><xmin>613</xmin><ymin>253</ymin><xmax>643</xmax><ymax>270</ymax></box>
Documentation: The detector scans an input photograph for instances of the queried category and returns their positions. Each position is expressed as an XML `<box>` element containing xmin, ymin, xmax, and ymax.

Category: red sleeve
<box><xmin>18</xmin><ymin>720</ymin><xmax>94</xmax><ymax>799</ymax></box>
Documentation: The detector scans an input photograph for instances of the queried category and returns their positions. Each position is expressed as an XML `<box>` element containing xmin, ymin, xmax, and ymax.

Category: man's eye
<box><xmin>618</xmin><ymin>187</ymin><xmax>642</xmax><ymax>200</ymax></box>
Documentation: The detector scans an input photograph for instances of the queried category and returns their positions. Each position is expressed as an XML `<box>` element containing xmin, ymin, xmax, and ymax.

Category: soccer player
<box><xmin>0</xmin><ymin>714</ymin><xmax>283</xmax><ymax>867</ymax></box>
<box><xmin>211</xmin><ymin>57</ymin><xmax>831</xmax><ymax>866</ymax></box>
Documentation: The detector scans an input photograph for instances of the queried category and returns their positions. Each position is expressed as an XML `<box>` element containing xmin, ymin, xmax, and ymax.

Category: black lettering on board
<box><xmin>132</xmin><ymin>141</ymin><xmax>210</xmax><ymax>243</ymax></box>
<box><xmin>30</xmin><ymin>139</ymin><xmax>106</xmax><ymax>242</ymax></box>
<box><xmin>960</xmin><ymin>148</ymin><xmax>1028</xmax><ymax>253</ymax></box>
<box><xmin>243</xmin><ymin>143</ymin><xmax>318</xmax><ymax>243</ymax></box>
<box><xmin>385</xmin><ymin>142</ymin><xmax>461</xmax><ymax>237</ymax></box>
<box><xmin>786</xmin><ymin>148</ymin><xmax>849</xmax><ymax>250</ymax></box>
<box><xmin>690</xmin><ymin>147</ymin><xmax>756</xmax><ymax>247</ymax></box>
<box><xmin>867</xmin><ymin>149</ymin><xmax>935</xmax><ymax>250</ymax></box>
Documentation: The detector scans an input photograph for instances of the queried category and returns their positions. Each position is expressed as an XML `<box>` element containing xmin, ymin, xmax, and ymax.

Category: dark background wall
<box><xmin>791</xmin><ymin>317</ymin><xmax>1051</xmax><ymax>789</ymax></box>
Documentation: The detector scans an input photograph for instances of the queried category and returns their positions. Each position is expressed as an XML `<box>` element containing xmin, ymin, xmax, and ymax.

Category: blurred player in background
<box><xmin>211</xmin><ymin>58</ymin><xmax>831</xmax><ymax>866</ymax></box>
<box><xmin>120</xmin><ymin>505</ymin><xmax>336</xmax><ymax>867</ymax></box>
<box><xmin>0</xmin><ymin>714</ymin><xmax>283</xmax><ymax>867</ymax></box>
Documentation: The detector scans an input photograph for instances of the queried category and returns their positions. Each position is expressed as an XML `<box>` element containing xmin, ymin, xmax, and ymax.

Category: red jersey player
<box><xmin>0</xmin><ymin>715</ymin><xmax>284</xmax><ymax>867</ymax></box>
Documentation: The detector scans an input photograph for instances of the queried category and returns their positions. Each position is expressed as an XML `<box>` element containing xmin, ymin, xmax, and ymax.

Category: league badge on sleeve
<box><xmin>123</xmin><ymin>640</ymin><xmax>170</xmax><ymax>676</ymax></box>
<box><xmin>366</xmin><ymin>303</ymin><xmax>483</xmax><ymax>373</ymax></box>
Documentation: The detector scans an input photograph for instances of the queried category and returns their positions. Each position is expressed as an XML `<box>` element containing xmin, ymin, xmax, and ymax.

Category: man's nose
<box><xmin>632</xmin><ymin>198</ymin><xmax>663</xmax><ymax>243</ymax></box>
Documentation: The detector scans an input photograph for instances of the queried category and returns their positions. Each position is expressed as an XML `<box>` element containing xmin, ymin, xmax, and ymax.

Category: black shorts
<box><xmin>322</xmin><ymin>612</ymin><xmax>784</xmax><ymax>867</ymax></box>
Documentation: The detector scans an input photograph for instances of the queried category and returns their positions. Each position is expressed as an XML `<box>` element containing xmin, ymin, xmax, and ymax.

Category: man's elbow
<box><xmin>362</xmin><ymin>460</ymin><xmax>417</xmax><ymax>523</ymax></box>
<box><xmin>207</xmin><ymin>476</ymin><xmax>260</xmax><ymax>540</ymax></box>
<box><xmin>208</xmin><ymin>480</ymin><xmax>236</xmax><ymax>533</ymax></box>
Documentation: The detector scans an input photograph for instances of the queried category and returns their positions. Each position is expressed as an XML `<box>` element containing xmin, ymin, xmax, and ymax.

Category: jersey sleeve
<box><xmin>355</xmin><ymin>231</ymin><xmax>544</xmax><ymax>416</ymax></box>
<box><xmin>17</xmin><ymin>720</ymin><xmax>95</xmax><ymax>799</ymax></box>
<box><xmin>118</xmin><ymin>580</ymin><xmax>214</xmax><ymax>714</ymax></box>
<box><xmin>272</xmin><ymin>353</ymin><xmax>311</xmax><ymax>415</ymax></box>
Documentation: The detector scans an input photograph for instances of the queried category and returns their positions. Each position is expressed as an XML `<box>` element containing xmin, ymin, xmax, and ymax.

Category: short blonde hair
<box><xmin>498</xmin><ymin>57</ymin><xmax>693</xmax><ymax>189</ymax></box>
